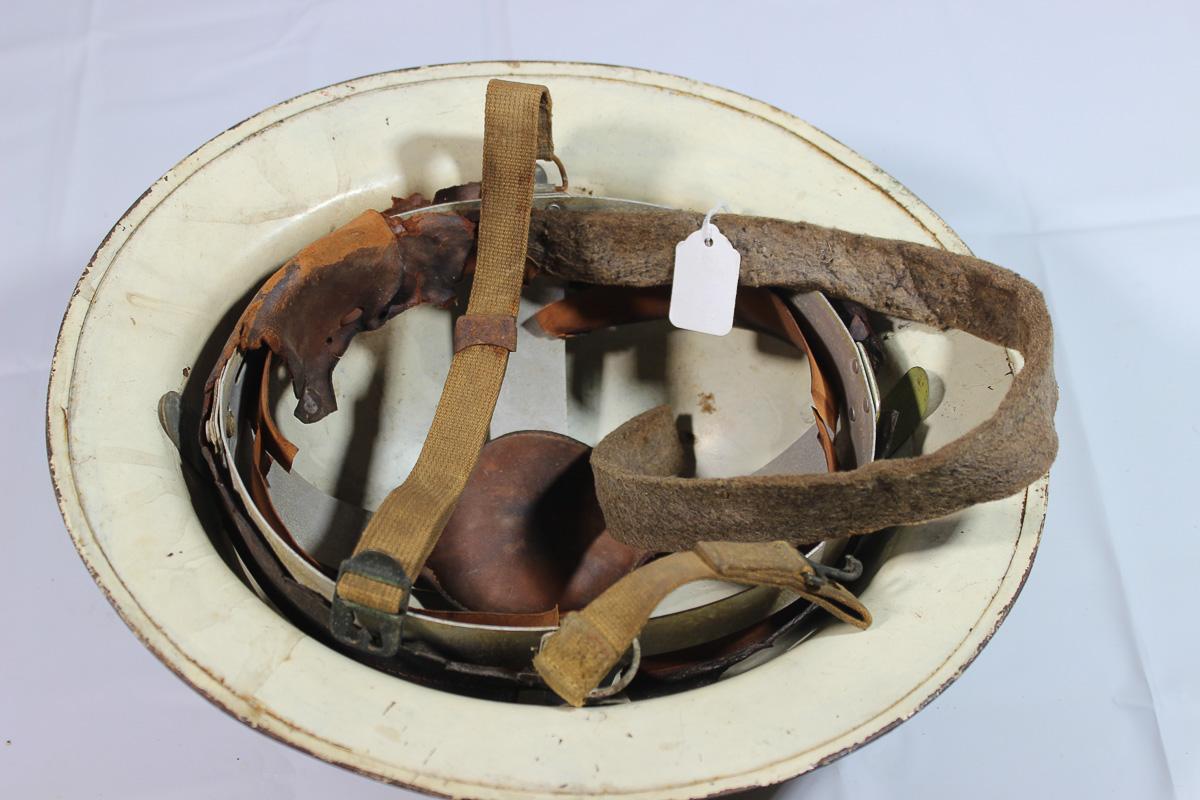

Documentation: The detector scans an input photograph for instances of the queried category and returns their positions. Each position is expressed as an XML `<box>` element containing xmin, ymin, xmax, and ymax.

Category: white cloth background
<box><xmin>2</xmin><ymin>2</ymin><xmax>1196</xmax><ymax>797</ymax></box>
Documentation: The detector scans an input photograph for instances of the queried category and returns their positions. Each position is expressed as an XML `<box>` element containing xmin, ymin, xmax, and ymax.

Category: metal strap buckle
<box><xmin>330</xmin><ymin>550</ymin><xmax>412</xmax><ymax>658</ymax></box>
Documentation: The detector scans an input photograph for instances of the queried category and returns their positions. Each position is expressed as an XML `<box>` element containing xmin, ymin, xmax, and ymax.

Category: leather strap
<box><xmin>534</xmin><ymin>541</ymin><xmax>871</xmax><ymax>706</ymax></box>
<box><xmin>334</xmin><ymin>79</ymin><xmax>553</xmax><ymax>627</ymax></box>
<box><xmin>524</xmin><ymin>209</ymin><xmax>1058</xmax><ymax>552</ymax></box>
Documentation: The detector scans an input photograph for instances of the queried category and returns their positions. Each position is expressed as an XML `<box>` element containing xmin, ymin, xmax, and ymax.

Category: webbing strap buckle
<box><xmin>330</xmin><ymin>550</ymin><xmax>412</xmax><ymax>658</ymax></box>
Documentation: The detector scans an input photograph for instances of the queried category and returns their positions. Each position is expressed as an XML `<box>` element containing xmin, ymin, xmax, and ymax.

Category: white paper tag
<box><xmin>669</xmin><ymin>222</ymin><xmax>741</xmax><ymax>336</ymax></box>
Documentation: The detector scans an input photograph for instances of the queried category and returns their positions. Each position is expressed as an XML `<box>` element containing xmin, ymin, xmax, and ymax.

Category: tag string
<box><xmin>702</xmin><ymin>201</ymin><xmax>728</xmax><ymax>247</ymax></box>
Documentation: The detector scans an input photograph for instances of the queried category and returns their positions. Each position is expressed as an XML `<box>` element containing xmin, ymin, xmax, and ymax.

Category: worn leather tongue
<box><xmin>425</xmin><ymin>430</ymin><xmax>645</xmax><ymax>614</ymax></box>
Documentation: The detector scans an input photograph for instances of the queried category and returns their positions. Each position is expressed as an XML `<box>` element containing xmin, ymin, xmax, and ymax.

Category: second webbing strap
<box><xmin>335</xmin><ymin>79</ymin><xmax>553</xmax><ymax>618</ymax></box>
<box><xmin>533</xmin><ymin>541</ymin><xmax>872</xmax><ymax>706</ymax></box>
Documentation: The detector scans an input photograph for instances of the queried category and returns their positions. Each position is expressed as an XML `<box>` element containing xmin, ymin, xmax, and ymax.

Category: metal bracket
<box><xmin>330</xmin><ymin>550</ymin><xmax>412</xmax><ymax>658</ymax></box>
<box><xmin>587</xmin><ymin>637</ymin><xmax>642</xmax><ymax>701</ymax></box>
<box><xmin>801</xmin><ymin>554</ymin><xmax>864</xmax><ymax>591</ymax></box>
<box><xmin>536</xmin><ymin>632</ymin><xmax>643</xmax><ymax>703</ymax></box>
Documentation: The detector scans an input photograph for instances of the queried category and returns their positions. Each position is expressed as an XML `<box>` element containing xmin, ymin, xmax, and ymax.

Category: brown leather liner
<box><xmin>428</xmin><ymin>431</ymin><xmax>646</xmax><ymax>615</ymax></box>
<box><xmin>531</xmin><ymin>285</ymin><xmax>673</xmax><ymax>334</ymax></box>
<box><xmin>222</xmin><ymin>208</ymin><xmax>475</xmax><ymax>425</ymax></box>
<box><xmin>246</xmin><ymin>354</ymin><xmax>331</xmax><ymax>575</ymax></box>
<box><xmin>257</xmin><ymin>352</ymin><xmax>297</xmax><ymax>470</ymax></box>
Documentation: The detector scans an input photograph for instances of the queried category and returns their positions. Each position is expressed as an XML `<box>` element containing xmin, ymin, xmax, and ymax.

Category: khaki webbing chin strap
<box><xmin>330</xmin><ymin>79</ymin><xmax>554</xmax><ymax>655</ymax></box>
<box><xmin>533</xmin><ymin>541</ymin><xmax>872</xmax><ymax>707</ymax></box>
